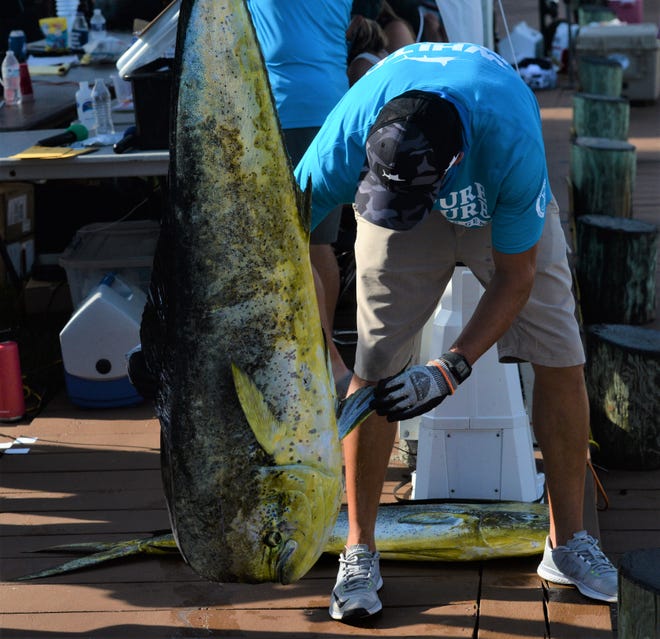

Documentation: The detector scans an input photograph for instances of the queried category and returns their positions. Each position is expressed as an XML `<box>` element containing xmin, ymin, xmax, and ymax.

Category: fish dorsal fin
<box><xmin>231</xmin><ymin>363</ymin><xmax>287</xmax><ymax>457</ymax></box>
<box><xmin>296</xmin><ymin>176</ymin><xmax>312</xmax><ymax>235</ymax></box>
<box><xmin>399</xmin><ymin>513</ymin><xmax>467</xmax><ymax>527</ymax></box>
<box><xmin>337</xmin><ymin>386</ymin><xmax>375</xmax><ymax>440</ymax></box>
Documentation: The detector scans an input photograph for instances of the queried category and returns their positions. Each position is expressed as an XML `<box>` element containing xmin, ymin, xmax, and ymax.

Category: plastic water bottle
<box><xmin>1</xmin><ymin>50</ymin><xmax>21</xmax><ymax>106</ymax></box>
<box><xmin>89</xmin><ymin>8</ymin><xmax>107</xmax><ymax>43</ymax></box>
<box><xmin>91</xmin><ymin>78</ymin><xmax>115</xmax><ymax>142</ymax></box>
<box><xmin>76</xmin><ymin>81</ymin><xmax>96</xmax><ymax>135</ymax></box>
<box><xmin>70</xmin><ymin>12</ymin><xmax>89</xmax><ymax>50</ymax></box>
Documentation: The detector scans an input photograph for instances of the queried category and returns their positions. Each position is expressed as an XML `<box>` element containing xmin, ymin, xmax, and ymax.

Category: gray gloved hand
<box><xmin>371</xmin><ymin>356</ymin><xmax>466</xmax><ymax>423</ymax></box>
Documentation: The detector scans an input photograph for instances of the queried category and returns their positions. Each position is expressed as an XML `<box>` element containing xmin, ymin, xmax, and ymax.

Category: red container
<box><xmin>607</xmin><ymin>0</ymin><xmax>644</xmax><ymax>23</ymax></box>
<box><xmin>18</xmin><ymin>62</ymin><xmax>34</xmax><ymax>102</ymax></box>
<box><xmin>0</xmin><ymin>341</ymin><xmax>25</xmax><ymax>422</ymax></box>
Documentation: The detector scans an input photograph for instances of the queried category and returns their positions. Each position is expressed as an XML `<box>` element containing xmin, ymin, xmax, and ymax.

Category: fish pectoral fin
<box><xmin>231</xmin><ymin>362</ymin><xmax>286</xmax><ymax>455</ymax></box>
<box><xmin>337</xmin><ymin>386</ymin><xmax>375</xmax><ymax>440</ymax></box>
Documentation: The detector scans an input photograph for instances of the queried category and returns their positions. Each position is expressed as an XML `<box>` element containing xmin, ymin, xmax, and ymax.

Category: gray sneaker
<box><xmin>329</xmin><ymin>544</ymin><xmax>383</xmax><ymax>621</ymax></box>
<box><xmin>537</xmin><ymin>531</ymin><xmax>618</xmax><ymax>603</ymax></box>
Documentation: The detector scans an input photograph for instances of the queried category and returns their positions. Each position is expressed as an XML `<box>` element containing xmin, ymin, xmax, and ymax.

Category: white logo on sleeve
<box><xmin>536</xmin><ymin>180</ymin><xmax>547</xmax><ymax>218</ymax></box>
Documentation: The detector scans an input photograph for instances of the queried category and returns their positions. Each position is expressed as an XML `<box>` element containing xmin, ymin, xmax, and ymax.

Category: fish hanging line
<box><xmin>496</xmin><ymin>0</ymin><xmax>520</xmax><ymax>74</ymax></box>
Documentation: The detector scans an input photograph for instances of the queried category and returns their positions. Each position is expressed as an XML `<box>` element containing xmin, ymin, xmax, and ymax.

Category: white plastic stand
<box><xmin>403</xmin><ymin>267</ymin><xmax>545</xmax><ymax>502</ymax></box>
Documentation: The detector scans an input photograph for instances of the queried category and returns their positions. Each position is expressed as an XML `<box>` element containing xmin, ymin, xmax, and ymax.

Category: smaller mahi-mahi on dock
<box><xmin>17</xmin><ymin>502</ymin><xmax>549</xmax><ymax>581</ymax></box>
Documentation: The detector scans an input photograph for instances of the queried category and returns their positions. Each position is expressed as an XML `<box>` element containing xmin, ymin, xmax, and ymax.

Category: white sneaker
<box><xmin>537</xmin><ymin>531</ymin><xmax>618</xmax><ymax>602</ymax></box>
<box><xmin>329</xmin><ymin>544</ymin><xmax>383</xmax><ymax>621</ymax></box>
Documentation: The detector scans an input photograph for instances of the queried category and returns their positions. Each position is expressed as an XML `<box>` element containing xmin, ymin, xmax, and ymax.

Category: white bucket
<box><xmin>116</xmin><ymin>0</ymin><xmax>179</xmax><ymax>78</ymax></box>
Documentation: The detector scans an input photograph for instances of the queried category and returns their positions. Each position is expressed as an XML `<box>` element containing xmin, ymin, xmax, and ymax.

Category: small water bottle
<box><xmin>89</xmin><ymin>8</ymin><xmax>107</xmax><ymax>43</ymax></box>
<box><xmin>70</xmin><ymin>12</ymin><xmax>89</xmax><ymax>50</ymax></box>
<box><xmin>91</xmin><ymin>78</ymin><xmax>115</xmax><ymax>142</ymax></box>
<box><xmin>1</xmin><ymin>50</ymin><xmax>21</xmax><ymax>106</ymax></box>
<box><xmin>76</xmin><ymin>81</ymin><xmax>96</xmax><ymax>134</ymax></box>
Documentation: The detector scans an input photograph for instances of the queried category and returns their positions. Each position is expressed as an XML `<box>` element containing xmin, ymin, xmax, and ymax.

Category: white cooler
<box><xmin>576</xmin><ymin>23</ymin><xmax>660</xmax><ymax>101</ymax></box>
<box><xmin>60</xmin><ymin>273</ymin><xmax>146</xmax><ymax>408</ymax></box>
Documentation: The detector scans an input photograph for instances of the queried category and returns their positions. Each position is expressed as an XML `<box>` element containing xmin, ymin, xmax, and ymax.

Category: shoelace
<box><xmin>339</xmin><ymin>553</ymin><xmax>375</xmax><ymax>592</ymax></box>
<box><xmin>570</xmin><ymin>535</ymin><xmax>617</xmax><ymax>576</ymax></box>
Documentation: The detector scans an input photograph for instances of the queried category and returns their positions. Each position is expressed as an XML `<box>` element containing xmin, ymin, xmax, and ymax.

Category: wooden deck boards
<box><xmin>1</xmin><ymin>400</ymin><xmax>626</xmax><ymax>638</ymax></box>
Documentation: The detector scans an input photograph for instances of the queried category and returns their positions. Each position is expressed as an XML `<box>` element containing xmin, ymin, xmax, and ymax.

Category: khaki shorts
<box><xmin>353</xmin><ymin>198</ymin><xmax>585</xmax><ymax>381</ymax></box>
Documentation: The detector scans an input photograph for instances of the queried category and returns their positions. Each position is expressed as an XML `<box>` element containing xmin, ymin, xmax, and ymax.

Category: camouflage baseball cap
<box><xmin>355</xmin><ymin>90</ymin><xmax>463</xmax><ymax>231</ymax></box>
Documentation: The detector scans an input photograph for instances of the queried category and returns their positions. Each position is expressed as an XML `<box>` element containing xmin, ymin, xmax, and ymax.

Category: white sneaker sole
<box><xmin>329</xmin><ymin>577</ymin><xmax>384</xmax><ymax>621</ymax></box>
<box><xmin>537</xmin><ymin>563</ymin><xmax>573</xmax><ymax>585</ymax></box>
<box><xmin>329</xmin><ymin>598</ymin><xmax>383</xmax><ymax>622</ymax></box>
<box><xmin>537</xmin><ymin>563</ymin><xmax>617</xmax><ymax>603</ymax></box>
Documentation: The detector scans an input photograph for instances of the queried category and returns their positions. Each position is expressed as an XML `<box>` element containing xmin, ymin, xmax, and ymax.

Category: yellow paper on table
<box><xmin>29</xmin><ymin>63</ymin><xmax>71</xmax><ymax>76</ymax></box>
<box><xmin>10</xmin><ymin>146</ymin><xmax>97</xmax><ymax>160</ymax></box>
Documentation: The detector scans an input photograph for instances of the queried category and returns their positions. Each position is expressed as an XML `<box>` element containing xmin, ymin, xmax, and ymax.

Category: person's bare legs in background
<box><xmin>311</xmin><ymin>243</ymin><xmax>352</xmax><ymax>395</ymax></box>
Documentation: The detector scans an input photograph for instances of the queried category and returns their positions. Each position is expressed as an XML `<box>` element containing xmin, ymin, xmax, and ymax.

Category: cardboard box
<box><xmin>0</xmin><ymin>235</ymin><xmax>35</xmax><ymax>285</ymax></box>
<box><xmin>0</xmin><ymin>183</ymin><xmax>35</xmax><ymax>243</ymax></box>
<box><xmin>576</xmin><ymin>23</ymin><xmax>660</xmax><ymax>101</ymax></box>
<box><xmin>23</xmin><ymin>277</ymin><xmax>73</xmax><ymax>315</ymax></box>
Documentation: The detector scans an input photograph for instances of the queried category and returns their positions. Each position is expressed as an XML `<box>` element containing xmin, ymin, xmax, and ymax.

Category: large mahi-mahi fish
<box><xmin>140</xmin><ymin>0</ymin><xmax>344</xmax><ymax>584</ymax></box>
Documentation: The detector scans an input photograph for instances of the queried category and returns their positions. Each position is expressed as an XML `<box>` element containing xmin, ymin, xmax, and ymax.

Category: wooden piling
<box><xmin>577</xmin><ymin>55</ymin><xmax>623</xmax><ymax>97</ymax></box>
<box><xmin>572</xmin><ymin>92</ymin><xmax>630</xmax><ymax>140</ymax></box>
<box><xmin>571</xmin><ymin>136</ymin><xmax>636</xmax><ymax>216</ymax></box>
<box><xmin>585</xmin><ymin>324</ymin><xmax>660</xmax><ymax>470</ymax></box>
<box><xmin>618</xmin><ymin>548</ymin><xmax>660</xmax><ymax>639</ymax></box>
<box><xmin>576</xmin><ymin>214</ymin><xmax>658</xmax><ymax>325</ymax></box>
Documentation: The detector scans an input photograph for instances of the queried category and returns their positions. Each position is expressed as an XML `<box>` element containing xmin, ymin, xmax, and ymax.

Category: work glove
<box><xmin>371</xmin><ymin>353</ymin><xmax>471</xmax><ymax>422</ymax></box>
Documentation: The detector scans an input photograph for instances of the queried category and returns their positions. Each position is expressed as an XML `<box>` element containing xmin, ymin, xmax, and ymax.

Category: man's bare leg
<box><xmin>531</xmin><ymin>363</ymin><xmax>589</xmax><ymax>546</ymax></box>
<box><xmin>343</xmin><ymin>376</ymin><xmax>398</xmax><ymax>550</ymax></box>
<box><xmin>328</xmin><ymin>376</ymin><xmax>395</xmax><ymax>621</ymax></box>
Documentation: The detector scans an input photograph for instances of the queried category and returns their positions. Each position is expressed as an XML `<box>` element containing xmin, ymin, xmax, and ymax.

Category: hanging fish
<box><xmin>140</xmin><ymin>0</ymin><xmax>371</xmax><ymax>585</ymax></box>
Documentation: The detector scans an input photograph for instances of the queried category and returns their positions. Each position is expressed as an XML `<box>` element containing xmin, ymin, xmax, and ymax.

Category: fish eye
<box><xmin>264</xmin><ymin>531</ymin><xmax>283</xmax><ymax>548</ymax></box>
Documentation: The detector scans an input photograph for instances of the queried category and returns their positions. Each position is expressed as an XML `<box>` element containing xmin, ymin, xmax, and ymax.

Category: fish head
<box><xmin>228</xmin><ymin>465</ymin><xmax>342</xmax><ymax>584</ymax></box>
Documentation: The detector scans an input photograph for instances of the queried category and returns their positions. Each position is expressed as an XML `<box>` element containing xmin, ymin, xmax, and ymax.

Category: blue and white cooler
<box><xmin>59</xmin><ymin>273</ymin><xmax>147</xmax><ymax>408</ymax></box>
